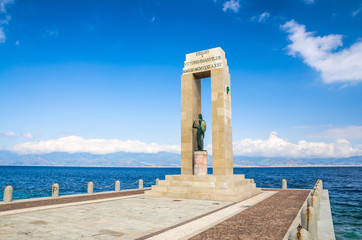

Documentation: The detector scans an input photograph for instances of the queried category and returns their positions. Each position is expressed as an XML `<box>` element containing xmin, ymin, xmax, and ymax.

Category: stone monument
<box><xmin>145</xmin><ymin>47</ymin><xmax>261</xmax><ymax>202</ymax></box>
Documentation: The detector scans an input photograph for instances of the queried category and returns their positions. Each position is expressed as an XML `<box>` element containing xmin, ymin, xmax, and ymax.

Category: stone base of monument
<box><xmin>144</xmin><ymin>175</ymin><xmax>261</xmax><ymax>202</ymax></box>
<box><xmin>193</xmin><ymin>151</ymin><xmax>207</xmax><ymax>175</ymax></box>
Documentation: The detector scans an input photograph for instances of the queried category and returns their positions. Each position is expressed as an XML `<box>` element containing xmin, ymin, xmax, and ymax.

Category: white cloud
<box><xmin>281</xmin><ymin>20</ymin><xmax>362</xmax><ymax>84</ymax></box>
<box><xmin>0</xmin><ymin>0</ymin><xmax>13</xmax><ymax>44</ymax></box>
<box><xmin>22</xmin><ymin>133</ymin><xmax>33</xmax><ymax>139</ymax></box>
<box><xmin>0</xmin><ymin>15</ymin><xmax>10</xmax><ymax>24</ymax></box>
<box><xmin>0</xmin><ymin>130</ymin><xmax>16</xmax><ymax>138</ymax></box>
<box><xmin>251</xmin><ymin>11</ymin><xmax>270</xmax><ymax>22</ymax></box>
<box><xmin>0</xmin><ymin>0</ymin><xmax>13</xmax><ymax>12</ymax></box>
<box><xmin>10</xmin><ymin>136</ymin><xmax>181</xmax><ymax>154</ymax></box>
<box><xmin>46</xmin><ymin>26</ymin><xmax>58</xmax><ymax>37</ymax></box>
<box><xmin>0</xmin><ymin>27</ymin><xmax>5</xmax><ymax>43</ymax></box>
<box><xmin>314</xmin><ymin>126</ymin><xmax>362</xmax><ymax>139</ymax></box>
<box><xmin>352</xmin><ymin>4</ymin><xmax>362</xmax><ymax>17</ymax></box>
<box><xmin>233</xmin><ymin>131</ymin><xmax>362</xmax><ymax>158</ymax></box>
<box><xmin>223</xmin><ymin>0</ymin><xmax>240</xmax><ymax>13</ymax></box>
<box><xmin>303</xmin><ymin>0</ymin><xmax>315</xmax><ymax>4</ymax></box>
<box><xmin>7</xmin><ymin>133</ymin><xmax>362</xmax><ymax>158</ymax></box>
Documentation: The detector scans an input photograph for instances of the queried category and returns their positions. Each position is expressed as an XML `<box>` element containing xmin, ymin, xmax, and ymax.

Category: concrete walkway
<box><xmin>0</xmin><ymin>190</ymin><xmax>310</xmax><ymax>240</ymax></box>
<box><xmin>0</xmin><ymin>194</ymin><xmax>232</xmax><ymax>240</ymax></box>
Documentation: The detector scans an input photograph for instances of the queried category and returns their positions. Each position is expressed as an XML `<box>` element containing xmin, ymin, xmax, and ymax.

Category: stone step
<box><xmin>213</xmin><ymin>180</ymin><xmax>253</xmax><ymax>189</ymax></box>
<box><xmin>145</xmin><ymin>174</ymin><xmax>261</xmax><ymax>202</ymax></box>
<box><xmin>165</xmin><ymin>174</ymin><xmax>245</xmax><ymax>182</ymax></box>
<box><xmin>144</xmin><ymin>190</ymin><xmax>164</xmax><ymax>197</ymax></box>
<box><xmin>145</xmin><ymin>190</ymin><xmax>256</xmax><ymax>202</ymax></box>
<box><xmin>158</xmin><ymin>180</ymin><xmax>192</xmax><ymax>187</ymax></box>
<box><xmin>151</xmin><ymin>185</ymin><xmax>168</xmax><ymax>192</ymax></box>
<box><xmin>151</xmin><ymin>183</ymin><xmax>259</xmax><ymax>196</ymax></box>
<box><xmin>158</xmin><ymin>178</ymin><xmax>251</xmax><ymax>189</ymax></box>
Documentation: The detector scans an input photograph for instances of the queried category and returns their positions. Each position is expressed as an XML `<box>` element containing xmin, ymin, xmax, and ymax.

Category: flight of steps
<box><xmin>144</xmin><ymin>174</ymin><xmax>261</xmax><ymax>202</ymax></box>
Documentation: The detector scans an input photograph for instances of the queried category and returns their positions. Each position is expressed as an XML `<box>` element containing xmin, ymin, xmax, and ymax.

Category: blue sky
<box><xmin>0</xmin><ymin>0</ymin><xmax>362</xmax><ymax>158</ymax></box>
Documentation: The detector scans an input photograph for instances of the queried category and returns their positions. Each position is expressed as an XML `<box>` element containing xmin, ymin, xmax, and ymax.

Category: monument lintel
<box><xmin>182</xmin><ymin>47</ymin><xmax>227</xmax><ymax>76</ymax></box>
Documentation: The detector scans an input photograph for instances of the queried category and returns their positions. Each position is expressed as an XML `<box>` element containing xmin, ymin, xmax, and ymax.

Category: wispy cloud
<box><xmin>313</xmin><ymin>126</ymin><xmax>362</xmax><ymax>139</ymax></box>
<box><xmin>303</xmin><ymin>0</ymin><xmax>315</xmax><ymax>5</ymax></box>
<box><xmin>0</xmin><ymin>27</ymin><xmax>5</xmax><ymax>43</ymax></box>
<box><xmin>0</xmin><ymin>0</ymin><xmax>13</xmax><ymax>12</ymax></box>
<box><xmin>233</xmin><ymin>131</ymin><xmax>362</xmax><ymax>158</ymax></box>
<box><xmin>0</xmin><ymin>130</ymin><xmax>16</xmax><ymax>138</ymax></box>
<box><xmin>281</xmin><ymin>20</ymin><xmax>362</xmax><ymax>84</ymax></box>
<box><xmin>223</xmin><ymin>0</ymin><xmax>240</xmax><ymax>13</ymax></box>
<box><xmin>10</xmin><ymin>136</ymin><xmax>181</xmax><ymax>154</ymax></box>
<box><xmin>293</xmin><ymin>124</ymin><xmax>332</xmax><ymax>130</ymax></box>
<box><xmin>352</xmin><ymin>5</ymin><xmax>362</xmax><ymax>17</ymax></box>
<box><xmin>45</xmin><ymin>26</ymin><xmax>58</xmax><ymax>37</ymax></box>
<box><xmin>251</xmin><ymin>11</ymin><xmax>270</xmax><ymax>22</ymax></box>
<box><xmin>0</xmin><ymin>0</ymin><xmax>14</xmax><ymax>44</ymax></box>
<box><xmin>22</xmin><ymin>133</ymin><xmax>33</xmax><ymax>139</ymax></box>
<box><xmin>0</xmin><ymin>15</ymin><xmax>10</xmax><ymax>24</ymax></box>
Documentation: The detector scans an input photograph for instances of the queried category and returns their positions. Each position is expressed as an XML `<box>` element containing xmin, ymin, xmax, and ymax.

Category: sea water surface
<box><xmin>0</xmin><ymin>166</ymin><xmax>360</xmax><ymax>239</ymax></box>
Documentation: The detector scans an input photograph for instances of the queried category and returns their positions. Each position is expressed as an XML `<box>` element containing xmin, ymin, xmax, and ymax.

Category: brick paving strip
<box><xmin>191</xmin><ymin>189</ymin><xmax>310</xmax><ymax>240</ymax></box>
<box><xmin>0</xmin><ymin>188</ymin><xmax>147</xmax><ymax>212</ymax></box>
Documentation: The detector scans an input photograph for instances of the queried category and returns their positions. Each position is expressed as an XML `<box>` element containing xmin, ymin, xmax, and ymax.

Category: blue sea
<box><xmin>0</xmin><ymin>166</ymin><xmax>360</xmax><ymax>240</ymax></box>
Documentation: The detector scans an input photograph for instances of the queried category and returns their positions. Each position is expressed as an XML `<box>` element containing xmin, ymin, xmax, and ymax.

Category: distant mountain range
<box><xmin>0</xmin><ymin>151</ymin><xmax>361</xmax><ymax>167</ymax></box>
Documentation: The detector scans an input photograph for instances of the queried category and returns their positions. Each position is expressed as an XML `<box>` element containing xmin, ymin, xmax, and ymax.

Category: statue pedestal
<box><xmin>145</xmin><ymin>175</ymin><xmax>261</xmax><ymax>202</ymax></box>
<box><xmin>194</xmin><ymin>151</ymin><xmax>207</xmax><ymax>176</ymax></box>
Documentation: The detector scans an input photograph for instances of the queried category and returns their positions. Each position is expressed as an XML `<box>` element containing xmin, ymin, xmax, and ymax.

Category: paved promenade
<box><xmin>0</xmin><ymin>194</ymin><xmax>231</xmax><ymax>239</ymax></box>
<box><xmin>0</xmin><ymin>189</ymin><xmax>309</xmax><ymax>240</ymax></box>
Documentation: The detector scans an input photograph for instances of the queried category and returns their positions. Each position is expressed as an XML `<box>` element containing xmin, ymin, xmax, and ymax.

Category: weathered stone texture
<box><xmin>193</xmin><ymin>151</ymin><xmax>207</xmax><ymax>176</ymax></box>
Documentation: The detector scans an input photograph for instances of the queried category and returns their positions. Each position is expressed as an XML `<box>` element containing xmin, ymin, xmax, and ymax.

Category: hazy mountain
<box><xmin>0</xmin><ymin>151</ymin><xmax>361</xmax><ymax>167</ymax></box>
<box><xmin>232</xmin><ymin>156</ymin><xmax>362</xmax><ymax>167</ymax></box>
<box><xmin>0</xmin><ymin>151</ymin><xmax>180</xmax><ymax>167</ymax></box>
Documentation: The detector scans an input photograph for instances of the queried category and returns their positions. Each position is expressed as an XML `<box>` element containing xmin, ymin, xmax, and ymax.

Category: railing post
<box><xmin>87</xmin><ymin>181</ymin><xmax>93</xmax><ymax>194</ymax></box>
<box><xmin>52</xmin><ymin>183</ymin><xmax>59</xmax><ymax>198</ymax></box>
<box><xmin>115</xmin><ymin>180</ymin><xmax>120</xmax><ymax>192</ymax></box>
<box><xmin>156</xmin><ymin>178</ymin><xmax>159</xmax><ymax>185</ymax></box>
<box><xmin>282</xmin><ymin>179</ymin><xmax>287</xmax><ymax>189</ymax></box>
<box><xmin>3</xmin><ymin>185</ymin><xmax>13</xmax><ymax>202</ymax></box>
<box><xmin>288</xmin><ymin>224</ymin><xmax>311</xmax><ymax>240</ymax></box>
<box><xmin>308</xmin><ymin>194</ymin><xmax>320</xmax><ymax>220</ymax></box>
<box><xmin>316</xmin><ymin>179</ymin><xmax>323</xmax><ymax>190</ymax></box>
<box><xmin>139</xmin><ymin>179</ymin><xmax>143</xmax><ymax>189</ymax></box>
<box><xmin>314</xmin><ymin>189</ymin><xmax>322</xmax><ymax>209</ymax></box>
<box><xmin>301</xmin><ymin>205</ymin><xmax>318</xmax><ymax>240</ymax></box>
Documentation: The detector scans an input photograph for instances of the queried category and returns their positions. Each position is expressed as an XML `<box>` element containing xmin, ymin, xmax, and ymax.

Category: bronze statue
<box><xmin>193</xmin><ymin>114</ymin><xmax>206</xmax><ymax>151</ymax></box>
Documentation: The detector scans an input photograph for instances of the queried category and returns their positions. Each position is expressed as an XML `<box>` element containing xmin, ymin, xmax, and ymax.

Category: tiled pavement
<box><xmin>0</xmin><ymin>195</ymin><xmax>231</xmax><ymax>240</ymax></box>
